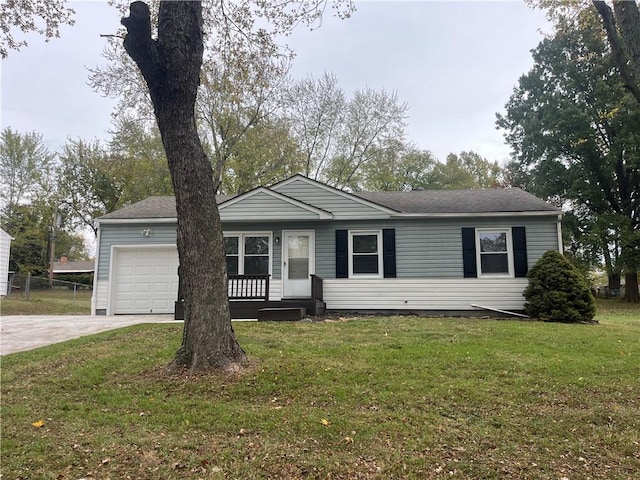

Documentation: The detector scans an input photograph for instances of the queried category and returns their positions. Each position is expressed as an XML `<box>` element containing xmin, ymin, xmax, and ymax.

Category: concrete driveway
<box><xmin>0</xmin><ymin>315</ymin><xmax>180</xmax><ymax>355</ymax></box>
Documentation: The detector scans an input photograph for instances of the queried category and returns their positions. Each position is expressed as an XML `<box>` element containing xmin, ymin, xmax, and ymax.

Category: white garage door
<box><xmin>113</xmin><ymin>247</ymin><xmax>179</xmax><ymax>314</ymax></box>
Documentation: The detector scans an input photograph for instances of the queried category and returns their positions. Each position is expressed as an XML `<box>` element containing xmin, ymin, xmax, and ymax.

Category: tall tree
<box><xmin>90</xmin><ymin>1</ymin><xmax>353</xmax><ymax>193</ymax></box>
<box><xmin>283</xmin><ymin>73</ymin><xmax>409</xmax><ymax>190</ymax></box>
<box><xmin>121</xmin><ymin>1</ymin><xmax>247</xmax><ymax>372</ymax></box>
<box><xmin>120</xmin><ymin>0</ymin><xmax>353</xmax><ymax>373</ymax></box>
<box><xmin>221</xmin><ymin>117</ymin><xmax>304</xmax><ymax>194</ymax></box>
<box><xmin>284</xmin><ymin>72</ymin><xmax>346</xmax><ymax>180</ymax></box>
<box><xmin>0</xmin><ymin>127</ymin><xmax>56</xmax><ymax>221</ymax></box>
<box><xmin>197</xmin><ymin>45</ymin><xmax>290</xmax><ymax>190</ymax></box>
<box><xmin>497</xmin><ymin>11</ymin><xmax>640</xmax><ymax>302</ymax></box>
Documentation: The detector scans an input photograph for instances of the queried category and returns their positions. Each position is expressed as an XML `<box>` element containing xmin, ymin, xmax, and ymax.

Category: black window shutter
<box><xmin>335</xmin><ymin>230</ymin><xmax>348</xmax><ymax>278</ymax></box>
<box><xmin>512</xmin><ymin>226</ymin><xmax>528</xmax><ymax>277</ymax></box>
<box><xmin>461</xmin><ymin>227</ymin><xmax>477</xmax><ymax>278</ymax></box>
<box><xmin>383</xmin><ymin>228</ymin><xmax>396</xmax><ymax>278</ymax></box>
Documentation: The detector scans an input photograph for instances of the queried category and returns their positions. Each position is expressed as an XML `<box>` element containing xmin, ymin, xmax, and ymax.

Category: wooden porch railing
<box><xmin>227</xmin><ymin>274</ymin><xmax>270</xmax><ymax>301</ymax></box>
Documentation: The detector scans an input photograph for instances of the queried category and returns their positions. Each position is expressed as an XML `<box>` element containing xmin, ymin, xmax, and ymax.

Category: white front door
<box><xmin>282</xmin><ymin>230</ymin><xmax>315</xmax><ymax>298</ymax></box>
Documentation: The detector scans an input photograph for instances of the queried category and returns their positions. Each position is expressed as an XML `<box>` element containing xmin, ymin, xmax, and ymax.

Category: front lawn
<box><xmin>1</xmin><ymin>308</ymin><xmax>638</xmax><ymax>479</ymax></box>
<box><xmin>1</xmin><ymin>288</ymin><xmax>92</xmax><ymax>315</ymax></box>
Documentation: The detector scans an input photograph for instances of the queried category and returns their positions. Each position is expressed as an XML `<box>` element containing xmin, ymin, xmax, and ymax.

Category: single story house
<box><xmin>0</xmin><ymin>228</ymin><xmax>12</xmax><ymax>296</ymax></box>
<box><xmin>92</xmin><ymin>175</ymin><xmax>562</xmax><ymax>317</ymax></box>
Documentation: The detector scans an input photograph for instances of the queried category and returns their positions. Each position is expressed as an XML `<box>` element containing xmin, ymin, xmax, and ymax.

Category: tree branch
<box><xmin>121</xmin><ymin>1</ymin><xmax>162</xmax><ymax>98</ymax></box>
<box><xmin>612</xmin><ymin>0</ymin><xmax>640</xmax><ymax>79</ymax></box>
<box><xmin>593</xmin><ymin>0</ymin><xmax>640</xmax><ymax>105</ymax></box>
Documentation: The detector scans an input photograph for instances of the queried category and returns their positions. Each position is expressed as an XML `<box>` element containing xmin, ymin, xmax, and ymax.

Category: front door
<box><xmin>282</xmin><ymin>230</ymin><xmax>315</xmax><ymax>298</ymax></box>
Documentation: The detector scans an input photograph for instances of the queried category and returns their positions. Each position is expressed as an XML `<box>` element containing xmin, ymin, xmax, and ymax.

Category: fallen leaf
<box><xmin>320</xmin><ymin>419</ymin><xmax>330</xmax><ymax>426</ymax></box>
<box><xmin>31</xmin><ymin>420</ymin><xmax>45</xmax><ymax>428</ymax></box>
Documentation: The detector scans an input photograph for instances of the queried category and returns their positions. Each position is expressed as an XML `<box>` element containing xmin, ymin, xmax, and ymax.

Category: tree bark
<box><xmin>624</xmin><ymin>271</ymin><xmax>640</xmax><ymax>302</ymax></box>
<box><xmin>121</xmin><ymin>1</ymin><xmax>247</xmax><ymax>373</ymax></box>
<box><xmin>608</xmin><ymin>272</ymin><xmax>621</xmax><ymax>296</ymax></box>
<box><xmin>593</xmin><ymin>0</ymin><xmax>640</xmax><ymax>105</ymax></box>
<box><xmin>613</xmin><ymin>0</ymin><xmax>640</xmax><ymax>79</ymax></box>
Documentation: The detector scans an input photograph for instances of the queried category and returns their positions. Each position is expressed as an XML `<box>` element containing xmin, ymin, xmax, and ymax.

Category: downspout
<box><xmin>91</xmin><ymin>221</ymin><xmax>101</xmax><ymax>315</ymax></box>
<box><xmin>556</xmin><ymin>214</ymin><xmax>564</xmax><ymax>254</ymax></box>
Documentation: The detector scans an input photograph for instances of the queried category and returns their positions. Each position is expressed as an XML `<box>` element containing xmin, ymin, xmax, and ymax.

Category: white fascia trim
<box><xmin>91</xmin><ymin>225</ymin><xmax>101</xmax><ymax>315</ymax></box>
<box><xmin>389</xmin><ymin>211</ymin><xmax>561</xmax><ymax>219</ymax></box>
<box><xmin>96</xmin><ymin>217</ymin><xmax>177</xmax><ymax>225</ymax></box>
<box><xmin>219</xmin><ymin>186</ymin><xmax>333</xmax><ymax>219</ymax></box>
<box><xmin>272</xmin><ymin>175</ymin><xmax>399</xmax><ymax>215</ymax></box>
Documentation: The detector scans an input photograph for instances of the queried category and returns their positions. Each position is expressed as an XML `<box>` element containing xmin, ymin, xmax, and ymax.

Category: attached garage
<box><xmin>111</xmin><ymin>246</ymin><xmax>179</xmax><ymax>314</ymax></box>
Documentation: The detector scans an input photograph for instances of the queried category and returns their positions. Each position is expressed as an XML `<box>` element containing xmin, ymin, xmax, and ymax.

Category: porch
<box><xmin>174</xmin><ymin>274</ymin><xmax>325</xmax><ymax>321</ymax></box>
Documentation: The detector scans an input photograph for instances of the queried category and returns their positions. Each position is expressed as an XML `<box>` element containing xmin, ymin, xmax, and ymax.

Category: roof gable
<box><xmin>219</xmin><ymin>187</ymin><xmax>333</xmax><ymax>221</ymax></box>
<box><xmin>271</xmin><ymin>175</ymin><xmax>396</xmax><ymax>220</ymax></box>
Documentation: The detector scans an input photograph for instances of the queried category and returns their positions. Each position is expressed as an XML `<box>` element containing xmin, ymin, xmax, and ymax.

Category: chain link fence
<box><xmin>6</xmin><ymin>272</ymin><xmax>93</xmax><ymax>305</ymax></box>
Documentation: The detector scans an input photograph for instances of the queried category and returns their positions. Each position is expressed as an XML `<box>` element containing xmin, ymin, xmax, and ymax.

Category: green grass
<box><xmin>593</xmin><ymin>297</ymin><xmax>640</xmax><ymax>324</ymax></box>
<box><xmin>0</xmin><ymin>288</ymin><xmax>92</xmax><ymax>315</ymax></box>
<box><xmin>1</xmin><ymin>302</ymin><xmax>639</xmax><ymax>479</ymax></box>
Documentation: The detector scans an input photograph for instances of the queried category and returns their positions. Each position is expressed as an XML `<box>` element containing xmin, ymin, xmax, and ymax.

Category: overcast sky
<box><xmin>1</xmin><ymin>0</ymin><xmax>550</xmax><ymax>165</ymax></box>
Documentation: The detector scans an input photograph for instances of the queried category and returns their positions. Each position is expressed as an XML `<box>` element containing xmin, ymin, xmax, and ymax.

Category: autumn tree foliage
<box><xmin>498</xmin><ymin>8</ymin><xmax>640</xmax><ymax>303</ymax></box>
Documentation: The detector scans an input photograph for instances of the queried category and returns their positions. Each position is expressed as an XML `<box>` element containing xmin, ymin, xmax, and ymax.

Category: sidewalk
<box><xmin>0</xmin><ymin>315</ymin><xmax>179</xmax><ymax>355</ymax></box>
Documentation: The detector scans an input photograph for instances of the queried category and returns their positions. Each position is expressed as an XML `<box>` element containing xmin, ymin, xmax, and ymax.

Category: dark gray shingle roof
<box><xmin>97</xmin><ymin>195</ymin><xmax>233</xmax><ymax>220</ymax></box>
<box><xmin>355</xmin><ymin>188</ymin><xmax>560</xmax><ymax>214</ymax></box>
<box><xmin>97</xmin><ymin>188</ymin><xmax>559</xmax><ymax>220</ymax></box>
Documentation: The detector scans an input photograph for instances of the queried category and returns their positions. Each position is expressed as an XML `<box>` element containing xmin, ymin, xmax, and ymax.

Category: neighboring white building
<box><xmin>0</xmin><ymin>228</ymin><xmax>12</xmax><ymax>296</ymax></box>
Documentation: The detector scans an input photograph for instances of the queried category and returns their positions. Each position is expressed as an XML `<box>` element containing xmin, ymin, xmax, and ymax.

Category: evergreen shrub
<box><xmin>524</xmin><ymin>250</ymin><xmax>596</xmax><ymax>323</ymax></box>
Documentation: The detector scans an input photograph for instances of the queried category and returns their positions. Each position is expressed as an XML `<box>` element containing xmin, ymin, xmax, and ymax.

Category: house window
<box><xmin>224</xmin><ymin>236</ymin><xmax>239</xmax><ymax>275</ymax></box>
<box><xmin>476</xmin><ymin>229</ymin><xmax>513</xmax><ymax>276</ymax></box>
<box><xmin>224</xmin><ymin>233</ymin><xmax>271</xmax><ymax>276</ymax></box>
<box><xmin>349</xmin><ymin>230</ymin><xmax>382</xmax><ymax>277</ymax></box>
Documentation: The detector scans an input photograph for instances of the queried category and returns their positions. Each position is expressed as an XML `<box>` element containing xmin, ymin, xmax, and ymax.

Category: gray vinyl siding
<box><xmin>220</xmin><ymin>192</ymin><xmax>323</xmax><ymax>221</ymax></box>
<box><xmin>97</xmin><ymin>216</ymin><xmax>559</xmax><ymax>283</ymax></box>
<box><xmin>97</xmin><ymin>223</ymin><xmax>177</xmax><ymax>281</ymax></box>
<box><xmin>313</xmin><ymin>216</ymin><xmax>559</xmax><ymax>279</ymax></box>
<box><xmin>273</xmin><ymin>178</ymin><xmax>391</xmax><ymax>220</ymax></box>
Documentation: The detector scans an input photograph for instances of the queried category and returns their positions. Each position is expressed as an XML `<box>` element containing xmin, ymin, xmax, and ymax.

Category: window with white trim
<box><xmin>224</xmin><ymin>233</ymin><xmax>271</xmax><ymax>275</ymax></box>
<box><xmin>476</xmin><ymin>229</ymin><xmax>513</xmax><ymax>276</ymax></box>
<box><xmin>349</xmin><ymin>230</ymin><xmax>383</xmax><ymax>277</ymax></box>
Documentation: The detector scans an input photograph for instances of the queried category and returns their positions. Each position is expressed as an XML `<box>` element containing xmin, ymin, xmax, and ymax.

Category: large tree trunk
<box><xmin>608</xmin><ymin>272</ymin><xmax>622</xmax><ymax>297</ymax></box>
<box><xmin>623</xmin><ymin>271</ymin><xmax>639</xmax><ymax>302</ymax></box>
<box><xmin>121</xmin><ymin>1</ymin><xmax>247</xmax><ymax>373</ymax></box>
<box><xmin>613</xmin><ymin>0</ymin><xmax>640</xmax><ymax>78</ymax></box>
<box><xmin>593</xmin><ymin>1</ymin><xmax>640</xmax><ymax>104</ymax></box>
